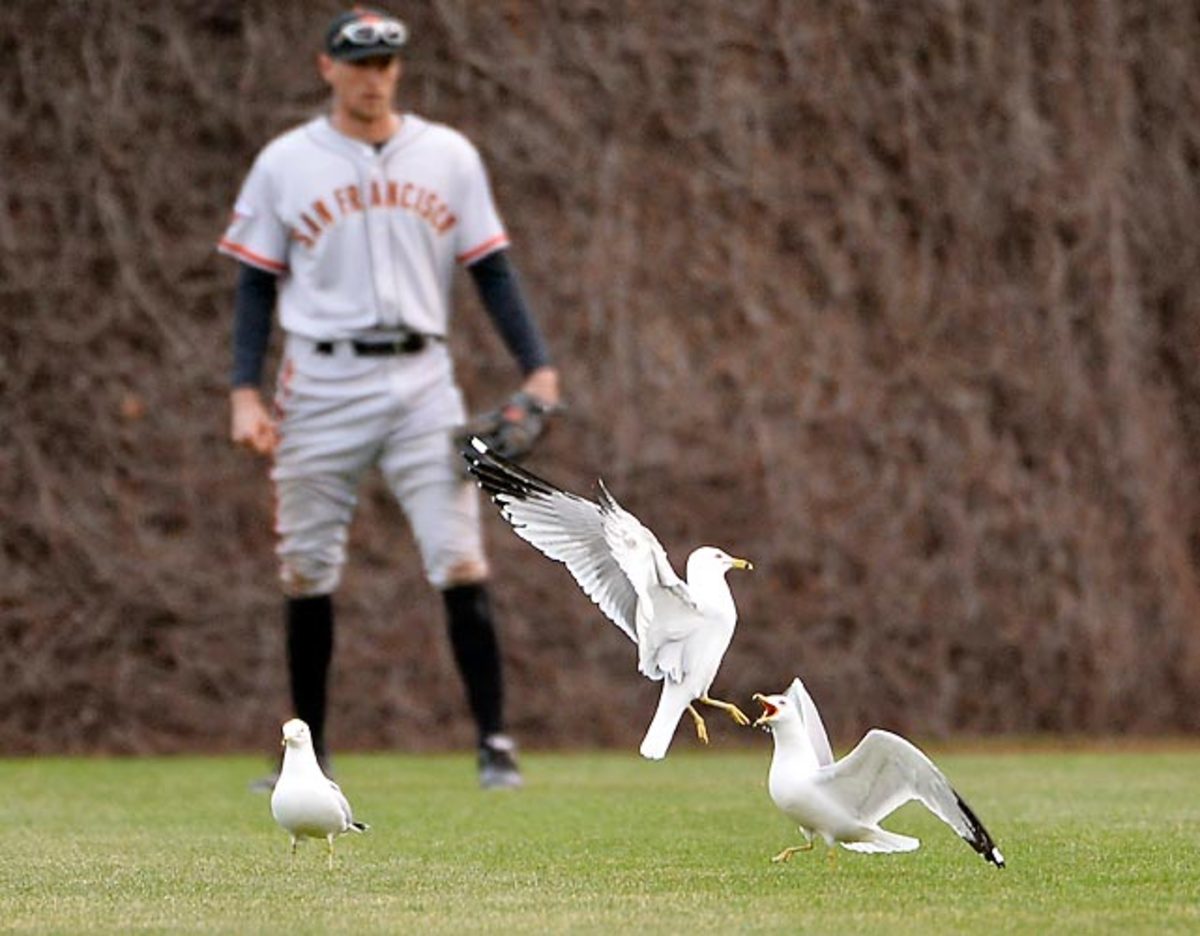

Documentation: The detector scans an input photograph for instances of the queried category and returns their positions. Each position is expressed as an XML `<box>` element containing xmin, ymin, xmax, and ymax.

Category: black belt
<box><xmin>314</xmin><ymin>334</ymin><xmax>430</xmax><ymax>356</ymax></box>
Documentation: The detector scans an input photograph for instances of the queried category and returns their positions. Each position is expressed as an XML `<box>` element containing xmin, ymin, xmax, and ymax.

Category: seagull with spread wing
<box><xmin>753</xmin><ymin>677</ymin><xmax>1005</xmax><ymax>867</ymax></box>
<box><xmin>270</xmin><ymin>718</ymin><xmax>369</xmax><ymax>868</ymax></box>
<box><xmin>463</xmin><ymin>436</ymin><xmax>753</xmax><ymax>759</ymax></box>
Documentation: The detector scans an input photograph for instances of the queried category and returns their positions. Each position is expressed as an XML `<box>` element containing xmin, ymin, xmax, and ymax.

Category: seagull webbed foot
<box><xmin>771</xmin><ymin>842</ymin><xmax>814</xmax><ymax>863</ymax></box>
<box><xmin>686</xmin><ymin>704</ymin><xmax>710</xmax><ymax>744</ymax></box>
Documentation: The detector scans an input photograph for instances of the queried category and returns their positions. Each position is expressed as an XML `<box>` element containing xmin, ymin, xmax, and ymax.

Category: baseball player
<box><xmin>218</xmin><ymin>7</ymin><xmax>560</xmax><ymax>790</ymax></box>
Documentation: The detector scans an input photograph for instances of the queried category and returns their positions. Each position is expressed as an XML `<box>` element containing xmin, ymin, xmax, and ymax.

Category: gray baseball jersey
<box><xmin>219</xmin><ymin>114</ymin><xmax>509</xmax><ymax>337</ymax></box>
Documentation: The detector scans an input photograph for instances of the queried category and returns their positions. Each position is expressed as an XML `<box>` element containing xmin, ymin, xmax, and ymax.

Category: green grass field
<box><xmin>0</xmin><ymin>745</ymin><xmax>1196</xmax><ymax>934</ymax></box>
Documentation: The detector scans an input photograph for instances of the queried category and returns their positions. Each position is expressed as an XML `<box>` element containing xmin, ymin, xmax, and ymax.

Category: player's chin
<box><xmin>352</xmin><ymin>97</ymin><xmax>388</xmax><ymax>117</ymax></box>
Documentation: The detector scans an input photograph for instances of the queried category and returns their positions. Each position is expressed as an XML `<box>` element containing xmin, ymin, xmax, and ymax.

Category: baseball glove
<box><xmin>456</xmin><ymin>390</ymin><xmax>559</xmax><ymax>463</ymax></box>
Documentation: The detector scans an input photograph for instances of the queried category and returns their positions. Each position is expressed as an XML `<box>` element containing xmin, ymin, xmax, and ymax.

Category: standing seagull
<box><xmin>270</xmin><ymin>718</ymin><xmax>368</xmax><ymax>868</ymax></box>
<box><xmin>463</xmin><ymin>437</ymin><xmax>753</xmax><ymax>759</ymax></box>
<box><xmin>753</xmin><ymin>678</ymin><xmax>1005</xmax><ymax>867</ymax></box>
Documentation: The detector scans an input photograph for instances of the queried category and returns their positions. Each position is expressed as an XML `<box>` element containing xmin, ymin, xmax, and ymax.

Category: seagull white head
<box><xmin>687</xmin><ymin>546</ymin><xmax>753</xmax><ymax>577</ymax></box>
<box><xmin>751</xmin><ymin>684</ymin><xmax>832</xmax><ymax>770</ymax></box>
<box><xmin>752</xmin><ymin>679</ymin><xmax>813</xmax><ymax>730</ymax></box>
<box><xmin>281</xmin><ymin>718</ymin><xmax>312</xmax><ymax>749</ymax></box>
<box><xmin>751</xmin><ymin>691</ymin><xmax>793</xmax><ymax>729</ymax></box>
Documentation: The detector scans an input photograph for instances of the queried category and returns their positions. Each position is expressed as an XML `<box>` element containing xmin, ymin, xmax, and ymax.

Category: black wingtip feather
<box><xmin>460</xmin><ymin>436</ymin><xmax>561</xmax><ymax>500</ymax></box>
<box><xmin>954</xmin><ymin>792</ymin><xmax>1005</xmax><ymax>868</ymax></box>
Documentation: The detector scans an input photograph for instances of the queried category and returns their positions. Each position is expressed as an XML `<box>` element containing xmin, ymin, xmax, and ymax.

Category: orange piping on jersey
<box><xmin>457</xmin><ymin>233</ymin><xmax>510</xmax><ymax>265</ymax></box>
<box><xmin>218</xmin><ymin>238</ymin><xmax>287</xmax><ymax>273</ymax></box>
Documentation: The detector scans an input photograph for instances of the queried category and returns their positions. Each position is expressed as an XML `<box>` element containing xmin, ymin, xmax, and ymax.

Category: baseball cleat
<box><xmin>478</xmin><ymin>734</ymin><xmax>523</xmax><ymax>790</ymax></box>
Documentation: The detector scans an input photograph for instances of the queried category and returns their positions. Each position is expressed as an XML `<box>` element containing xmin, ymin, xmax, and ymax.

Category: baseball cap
<box><xmin>325</xmin><ymin>7</ymin><xmax>408</xmax><ymax>61</ymax></box>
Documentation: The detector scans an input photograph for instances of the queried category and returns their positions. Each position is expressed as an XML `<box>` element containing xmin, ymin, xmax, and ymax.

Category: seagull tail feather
<box><xmin>639</xmin><ymin>688</ymin><xmax>689</xmax><ymax>760</ymax></box>
<box><xmin>349</xmin><ymin>821</ymin><xmax>369</xmax><ymax>834</ymax></box>
<box><xmin>953</xmin><ymin>792</ymin><xmax>1005</xmax><ymax>868</ymax></box>
<box><xmin>841</xmin><ymin>829</ymin><xmax>919</xmax><ymax>853</ymax></box>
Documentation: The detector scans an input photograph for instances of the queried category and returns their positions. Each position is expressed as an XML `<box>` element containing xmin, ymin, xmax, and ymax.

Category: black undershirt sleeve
<box><xmin>231</xmin><ymin>262</ymin><xmax>277</xmax><ymax>388</ymax></box>
<box><xmin>467</xmin><ymin>249</ymin><xmax>551</xmax><ymax>376</ymax></box>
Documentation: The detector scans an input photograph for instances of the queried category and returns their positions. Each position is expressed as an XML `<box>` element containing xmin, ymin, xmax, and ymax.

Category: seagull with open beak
<box><xmin>753</xmin><ymin>678</ymin><xmax>1005</xmax><ymax>867</ymax></box>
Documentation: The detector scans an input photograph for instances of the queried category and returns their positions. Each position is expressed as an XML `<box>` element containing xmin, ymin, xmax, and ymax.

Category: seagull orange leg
<box><xmin>686</xmin><ymin>705</ymin><xmax>710</xmax><ymax>744</ymax></box>
<box><xmin>771</xmin><ymin>842</ymin><xmax>814</xmax><ymax>863</ymax></box>
<box><xmin>698</xmin><ymin>694</ymin><xmax>751</xmax><ymax>726</ymax></box>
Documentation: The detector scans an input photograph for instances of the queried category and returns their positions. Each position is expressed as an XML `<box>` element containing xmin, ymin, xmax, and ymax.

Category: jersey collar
<box><xmin>309</xmin><ymin>113</ymin><xmax>428</xmax><ymax>159</ymax></box>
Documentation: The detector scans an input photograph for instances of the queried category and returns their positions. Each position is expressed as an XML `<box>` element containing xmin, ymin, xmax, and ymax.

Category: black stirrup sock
<box><xmin>285</xmin><ymin>594</ymin><xmax>334</xmax><ymax>763</ymax></box>
<box><xmin>442</xmin><ymin>583</ymin><xmax>504</xmax><ymax>743</ymax></box>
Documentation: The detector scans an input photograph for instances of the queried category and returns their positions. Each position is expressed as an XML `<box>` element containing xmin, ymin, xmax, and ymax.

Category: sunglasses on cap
<box><xmin>333</xmin><ymin>17</ymin><xmax>408</xmax><ymax>50</ymax></box>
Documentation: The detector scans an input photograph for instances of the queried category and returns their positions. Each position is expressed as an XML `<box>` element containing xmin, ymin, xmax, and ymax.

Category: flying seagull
<box><xmin>463</xmin><ymin>437</ymin><xmax>753</xmax><ymax>759</ymax></box>
<box><xmin>753</xmin><ymin>678</ymin><xmax>1005</xmax><ymax>867</ymax></box>
<box><xmin>270</xmin><ymin>718</ymin><xmax>368</xmax><ymax>868</ymax></box>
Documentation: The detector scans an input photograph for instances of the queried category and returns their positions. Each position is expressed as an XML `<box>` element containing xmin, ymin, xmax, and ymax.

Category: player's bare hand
<box><xmin>230</xmin><ymin>387</ymin><xmax>279</xmax><ymax>456</ymax></box>
<box><xmin>521</xmin><ymin>366</ymin><xmax>560</xmax><ymax>409</ymax></box>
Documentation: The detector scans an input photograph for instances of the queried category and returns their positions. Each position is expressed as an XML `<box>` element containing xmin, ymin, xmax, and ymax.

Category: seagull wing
<box><xmin>329</xmin><ymin>779</ymin><xmax>369</xmax><ymax>834</ymax></box>
<box><xmin>464</xmin><ymin>438</ymin><xmax>641</xmax><ymax>642</ymax></box>
<box><xmin>329</xmin><ymin>780</ymin><xmax>354</xmax><ymax>825</ymax></box>
<box><xmin>787</xmin><ymin>677</ymin><xmax>835</xmax><ymax>767</ymax></box>
<box><xmin>821</xmin><ymin>729</ymin><xmax>1004</xmax><ymax>865</ymax></box>
<box><xmin>595</xmin><ymin>478</ymin><xmax>695</xmax><ymax>622</ymax></box>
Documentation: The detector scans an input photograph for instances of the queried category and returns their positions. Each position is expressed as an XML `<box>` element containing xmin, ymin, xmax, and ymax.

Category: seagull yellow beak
<box><xmin>731</xmin><ymin>557</ymin><xmax>753</xmax><ymax>571</ymax></box>
<box><xmin>752</xmin><ymin>692</ymin><xmax>778</xmax><ymax>727</ymax></box>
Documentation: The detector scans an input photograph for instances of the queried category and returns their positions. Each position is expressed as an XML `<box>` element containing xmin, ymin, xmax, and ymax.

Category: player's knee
<box><xmin>436</xmin><ymin>557</ymin><xmax>489</xmax><ymax>589</ymax></box>
<box><xmin>279</xmin><ymin>556</ymin><xmax>343</xmax><ymax>597</ymax></box>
